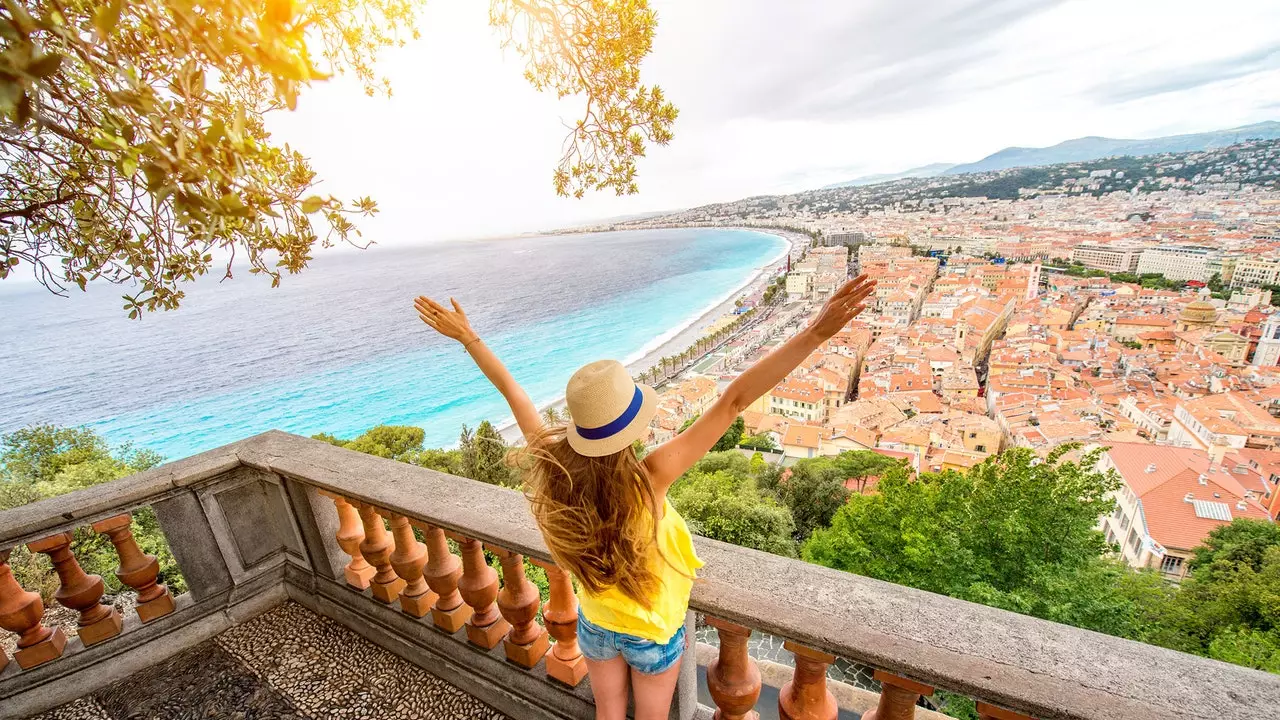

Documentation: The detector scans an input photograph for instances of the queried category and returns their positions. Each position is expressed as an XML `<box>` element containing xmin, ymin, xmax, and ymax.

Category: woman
<box><xmin>414</xmin><ymin>274</ymin><xmax>875</xmax><ymax>720</ymax></box>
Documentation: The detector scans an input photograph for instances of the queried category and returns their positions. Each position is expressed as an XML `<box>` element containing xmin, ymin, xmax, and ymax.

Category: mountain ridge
<box><xmin>822</xmin><ymin>121</ymin><xmax>1280</xmax><ymax>188</ymax></box>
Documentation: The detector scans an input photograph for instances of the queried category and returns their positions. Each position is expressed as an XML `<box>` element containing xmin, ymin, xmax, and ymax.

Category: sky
<box><xmin>269</xmin><ymin>0</ymin><xmax>1280</xmax><ymax>246</ymax></box>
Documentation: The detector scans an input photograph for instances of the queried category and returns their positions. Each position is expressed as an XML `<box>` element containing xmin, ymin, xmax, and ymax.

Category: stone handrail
<box><xmin>2</xmin><ymin>430</ymin><xmax>1279</xmax><ymax>720</ymax></box>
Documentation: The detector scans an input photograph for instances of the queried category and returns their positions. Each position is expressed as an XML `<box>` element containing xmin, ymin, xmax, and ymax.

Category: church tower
<box><xmin>1254</xmin><ymin>311</ymin><xmax>1280</xmax><ymax>367</ymax></box>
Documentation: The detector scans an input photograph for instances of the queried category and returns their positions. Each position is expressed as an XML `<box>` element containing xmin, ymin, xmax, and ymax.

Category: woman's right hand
<box><xmin>807</xmin><ymin>274</ymin><xmax>876</xmax><ymax>339</ymax></box>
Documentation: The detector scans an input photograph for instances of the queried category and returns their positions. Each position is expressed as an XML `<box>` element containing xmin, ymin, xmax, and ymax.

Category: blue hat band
<box><xmin>575</xmin><ymin>385</ymin><xmax>644</xmax><ymax>441</ymax></box>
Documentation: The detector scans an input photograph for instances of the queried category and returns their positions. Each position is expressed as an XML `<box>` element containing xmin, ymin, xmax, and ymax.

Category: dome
<box><xmin>1179</xmin><ymin>299</ymin><xmax>1218</xmax><ymax>324</ymax></box>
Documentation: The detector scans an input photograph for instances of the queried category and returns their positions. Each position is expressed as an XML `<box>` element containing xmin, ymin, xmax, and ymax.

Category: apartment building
<box><xmin>1231</xmin><ymin>256</ymin><xmax>1280</xmax><ymax>289</ymax></box>
<box><xmin>1135</xmin><ymin>245</ymin><xmax>1220</xmax><ymax>283</ymax></box>
<box><xmin>1071</xmin><ymin>243</ymin><xmax>1145</xmax><ymax>273</ymax></box>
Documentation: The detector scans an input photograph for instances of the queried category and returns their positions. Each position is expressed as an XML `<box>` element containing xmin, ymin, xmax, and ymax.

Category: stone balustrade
<box><xmin>2</xmin><ymin>430</ymin><xmax>1279</xmax><ymax>720</ymax></box>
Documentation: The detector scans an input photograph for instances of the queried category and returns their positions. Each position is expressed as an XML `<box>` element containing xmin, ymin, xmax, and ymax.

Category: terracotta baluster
<box><xmin>382</xmin><ymin>511</ymin><xmax>434</xmax><ymax>617</ymax></box>
<box><xmin>455</xmin><ymin>534</ymin><xmax>509</xmax><ymax>649</ymax></box>
<box><xmin>356</xmin><ymin>503</ymin><xmax>405</xmax><ymax>603</ymax></box>
<box><xmin>976</xmin><ymin>701</ymin><xmax>1035</xmax><ymax>720</ymax></box>
<box><xmin>707</xmin><ymin>618</ymin><xmax>762</xmax><ymax>720</ymax></box>
<box><xmin>778</xmin><ymin>641</ymin><xmax>837</xmax><ymax>720</ymax></box>
<box><xmin>319</xmin><ymin>491</ymin><xmax>376</xmax><ymax>589</ymax></box>
<box><xmin>92</xmin><ymin>514</ymin><xmax>175</xmax><ymax>621</ymax></box>
<box><xmin>863</xmin><ymin>670</ymin><xmax>935</xmax><ymax>720</ymax></box>
<box><xmin>0</xmin><ymin>549</ymin><xmax>67</xmax><ymax>669</ymax></box>
<box><xmin>27</xmin><ymin>532</ymin><xmax>122</xmax><ymax>646</ymax></box>
<box><xmin>490</xmin><ymin>546</ymin><xmax>549</xmax><ymax>667</ymax></box>
<box><xmin>531</xmin><ymin>559</ymin><xmax>587</xmax><ymax>686</ymax></box>
<box><xmin>415</xmin><ymin>522</ymin><xmax>471</xmax><ymax>632</ymax></box>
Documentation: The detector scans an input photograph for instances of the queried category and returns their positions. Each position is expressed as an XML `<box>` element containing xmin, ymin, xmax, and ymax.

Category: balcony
<box><xmin>3</xmin><ymin>431</ymin><xmax>1280</xmax><ymax>720</ymax></box>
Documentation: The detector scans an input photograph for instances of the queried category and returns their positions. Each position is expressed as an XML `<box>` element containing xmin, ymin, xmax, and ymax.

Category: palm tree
<box><xmin>542</xmin><ymin>406</ymin><xmax>562</xmax><ymax>424</ymax></box>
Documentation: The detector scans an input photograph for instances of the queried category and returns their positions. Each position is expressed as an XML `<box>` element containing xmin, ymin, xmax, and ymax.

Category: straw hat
<box><xmin>565</xmin><ymin>360</ymin><xmax>657</xmax><ymax>457</ymax></box>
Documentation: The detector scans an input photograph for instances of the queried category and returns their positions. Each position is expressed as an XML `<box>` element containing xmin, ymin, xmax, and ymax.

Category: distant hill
<box><xmin>820</xmin><ymin>121</ymin><xmax>1280</xmax><ymax>188</ymax></box>
<box><xmin>944</xmin><ymin>121</ymin><xmax>1280</xmax><ymax>175</ymax></box>
<box><xmin>823</xmin><ymin>162</ymin><xmax>956</xmax><ymax>189</ymax></box>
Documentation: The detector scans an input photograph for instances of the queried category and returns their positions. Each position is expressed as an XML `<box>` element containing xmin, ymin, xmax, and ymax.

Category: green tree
<box><xmin>459</xmin><ymin>420</ymin><xmax>517</xmax><ymax>488</ymax></box>
<box><xmin>1140</xmin><ymin>520</ymin><xmax>1280</xmax><ymax>670</ymax></box>
<box><xmin>712</xmin><ymin>416</ymin><xmax>746</xmax><ymax>451</ymax></box>
<box><xmin>738</xmin><ymin>432</ymin><xmax>778</xmax><ymax>452</ymax></box>
<box><xmin>803</xmin><ymin>447</ymin><xmax>1124</xmax><ymax>630</ymax></box>
<box><xmin>2</xmin><ymin>0</ymin><xmax>675</xmax><ymax>312</ymax></box>
<box><xmin>668</xmin><ymin>453</ymin><xmax>796</xmax><ymax>556</ymax></box>
<box><xmin>0</xmin><ymin>426</ymin><xmax>184</xmax><ymax>598</ymax></box>
<box><xmin>775</xmin><ymin>456</ymin><xmax>851</xmax><ymax>541</ymax></box>
<box><xmin>343</xmin><ymin>425</ymin><xmax>425</xmax><ymax>460</ymax></box>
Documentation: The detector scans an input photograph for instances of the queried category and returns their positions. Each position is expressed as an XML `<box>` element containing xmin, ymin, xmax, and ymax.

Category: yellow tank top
<box><xmin>577</xmin><ymin>497</ymin><xmax>704</xmax><ymax>643</ymax></box>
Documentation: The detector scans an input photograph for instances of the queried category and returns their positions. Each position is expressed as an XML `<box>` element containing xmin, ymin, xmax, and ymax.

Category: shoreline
<box><xmin>497</xmin><ymin>228</ymin><xmax>797</xmax><ymax>441</ymax></box>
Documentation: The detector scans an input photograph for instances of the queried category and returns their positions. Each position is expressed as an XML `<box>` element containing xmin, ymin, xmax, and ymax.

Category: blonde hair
<box><xmin>519</xmin><ymin>424</ymin><xmax>669</xmax><ymax>609</ymax></box>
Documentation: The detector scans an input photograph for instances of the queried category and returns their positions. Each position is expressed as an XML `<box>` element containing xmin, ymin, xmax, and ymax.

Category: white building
<box><xmin>1255</xmin><ymin>311</ymin><xmax>1280</xmax><ymax>367</ymax></box>
<box><xmin>1071</xmin><ymin>243</ymin><xmax>1144</xmax><ymax>273</ymax></box>
<box><xmin>1135</xmin><ymin>245</ymin><xmax>1220</xmax><ymax>283</ymax></box>
<box><xmin>1231</xmin><ymin>256</ymin><xmax>1280</xmax><ymax>289</ymax></box>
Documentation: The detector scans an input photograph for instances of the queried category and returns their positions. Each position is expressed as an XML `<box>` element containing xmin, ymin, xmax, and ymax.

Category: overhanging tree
<box><xmin>1</xmin><ymin>0</ymin><xmax>676</xmax><ymax>314</ymax></box>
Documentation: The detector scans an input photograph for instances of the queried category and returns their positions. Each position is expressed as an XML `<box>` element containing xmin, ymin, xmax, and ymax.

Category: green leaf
<box><xmin>300</xmin><ymin>195</ymin><xmax>324</xmax><ymax>214</ymax></box>
<box><xmin>118</xmin><ymin>156</ymin><xmax>138</xmax><ymax>178</ymax></box>
<box><xmin>27</xmin><ymin>53</ymin><xmax>62</xmax><ymax>78</ymax></box>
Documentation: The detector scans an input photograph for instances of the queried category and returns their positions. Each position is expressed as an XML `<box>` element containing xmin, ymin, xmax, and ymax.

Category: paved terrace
<box><xmin>2</xmin><ymin>431</ymin><xmax>1280</xmax><ymax>720</ymax></box>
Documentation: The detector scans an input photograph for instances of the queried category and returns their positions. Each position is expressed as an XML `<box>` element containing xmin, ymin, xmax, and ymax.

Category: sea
<box><xmin>0</xmin><ymin>228</ymin><xmax>787</xmax><ymax>460</ymax></box>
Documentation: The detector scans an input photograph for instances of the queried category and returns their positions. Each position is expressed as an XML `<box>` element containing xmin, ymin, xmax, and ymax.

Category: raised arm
<box><xmin>643</xmin><ymin>275</ymin><xmax>876</xmax><ymax>493</ymax></box>
<box><xmin>414</xmin><ymin>296</ymin><xmax>543</xmax><ymax>443</ymax></box>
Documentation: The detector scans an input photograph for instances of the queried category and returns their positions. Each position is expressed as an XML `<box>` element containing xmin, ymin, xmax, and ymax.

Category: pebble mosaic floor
<box><xmin>32</xmin><ymin>602</ymin><xmax>511</xmax><ymax>720</ymax></box>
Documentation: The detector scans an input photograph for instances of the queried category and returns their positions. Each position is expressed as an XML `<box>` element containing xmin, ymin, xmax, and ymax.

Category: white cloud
<box><xmin>270</xmin><ymin>0</ymin><xmax>1280</xmax><ymax>247</ymax></box>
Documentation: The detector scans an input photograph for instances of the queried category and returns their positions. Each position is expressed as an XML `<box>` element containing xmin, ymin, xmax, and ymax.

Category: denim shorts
<box><xmin>576</xmin><ymin>613</ymin><xmax>686</xmax><ymax>675</ymax></box>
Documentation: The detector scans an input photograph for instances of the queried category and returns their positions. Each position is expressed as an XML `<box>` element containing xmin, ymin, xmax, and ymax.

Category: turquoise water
<box><xmin>0</xmin><ymin>229</ymin><xmax>786</xmax><ymax>459</ymax></box>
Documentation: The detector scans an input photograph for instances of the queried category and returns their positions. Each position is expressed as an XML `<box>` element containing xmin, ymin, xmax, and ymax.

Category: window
<box><xmin>1160</xmin><ymin>555</ymin><xmax>1184</xmax><ymax>575</ymax></box>
<box><xmin>975</xmin><ymin>445</ymin><xmax>987</xmax><ymax>452</ymax></box>
<box><xmin>969</xmin><ymin>432</ymin><xmax>977</xmax><ymax>439</ymax></box>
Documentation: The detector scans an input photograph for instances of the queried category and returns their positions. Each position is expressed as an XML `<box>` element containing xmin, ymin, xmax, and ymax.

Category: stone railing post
<box><xmin>490</xmin><ymin>546</ymin><xmax>549</xmax><ymax>668</ymax></box>
<box><xmin>356</xmin><ymin>502</ymin><xmax>405</xmax><ymax>603</ymax></box>
<box><xmin>383</xmin><ymin>511</ymin><xmax>434</xmax><ymax>617</ymax></box>
<box><xmin>531</xmin><ymin>559</ymin><xmax>586</xmax><ymax>686</ymax></box>
<box><xmin>779</xmin><ymin>641</ymin><xmax>837</xmax><ymax>720</ymax></box>
<box><xmin>976</xmin><ymin>701</ymin><xmax>1035</xmax><ymax>720</ymax></box>
<box><xmin>92</xmin><ymin>513</ymin><xmax>175</xmax><ymax>622</ymax></box>
<box><xmin>27</xmin><ymin>532</ymin><xmax>122</xmax><ymax>646</ymax></box>
<box><xmin>320</xmin><ymin>491</ymin><xmax>376</xmax><ymax>589</ymax></box>
<box><xmin>863</xmin><ymin>670</ymin><xmax>935</xmax><ymax>720</ymax></box>
<box><xmin>414</xmin><ymin>521</ymin><xmax>472</xmax><ymax>632</ymax></box>
<box><xmin>455</xmin><ymin>534</ymin><xmax>509</xmax><ymax>649</ymax></box>
<box><xmin>707</xmin><ymin>618</ymin><xmax>761</xmax><ymax>720</ymax></box>
<box><xmin>0</xmin><ymin>549</ymin><xmax>67</xmax><ymax>669</ymax></box>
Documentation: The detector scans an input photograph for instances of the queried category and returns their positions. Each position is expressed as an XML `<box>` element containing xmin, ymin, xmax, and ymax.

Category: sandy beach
<box><xmin>498</xmin><ymin>228</ymin><xmax>798</xmax><ymax>441</ymax></box>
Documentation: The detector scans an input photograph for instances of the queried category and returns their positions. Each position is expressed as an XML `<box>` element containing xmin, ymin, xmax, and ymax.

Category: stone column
<box><xmin>383</xmin><ymin>512</ymin><xmax>434</xmax><ymax>617</ymax></box>
<box><xmin>778</xmin><ymin>641</ymin><xmax>837</xmax><ymax>720</ymax></box>
<box><xmin>415</xmin><ymin>522</ymin><xmax>471</xmax><ymax>632</ymax></box>
<box><xmin>863</xmin><ymin>670</ymin><xmax>934</xmax><ymax>720</ymax></box>
<box><xmin>531</xmin><ymin>559</ymin><xmax>586</xmax><ymax>686</ymax></box>
<box><xmin>355</xmin><ymin>503</ymin><xmax>405</xmax><ymax>603</ymax></box>
<box><xmin>0</xmin><ymin>549</ymin><xmax>67</xmax><ymax>669</ymax></box>
<box><xmin>490</xmin><ymin>546</ymin><xmax>549</xmax><ymax>668</ymax></box>
<box><xmin>455</xmin><ymin>535</ymin><xmax>509</xmax><ymax>649</ymax></box>
<box><xmin>976</xmin><ymin>701</ymin><xmax>1034</xmax><ymax>720</ymax></box>
<box><xmin>320</xmin><ymin>491</ymin><xmax>376</xmax><ymax>589</ymax></box>
<box><xmin>92</xmin><ymin>513</ymin><xmax>175</xmax><ymax>622</ymax></box>
<box><xmin>707</xmin><ymin>618</ymin><xmax>761</xmax><ymax>720</ymax></box>
<box><xmin>27</xmin><ymin>532</ymin><xmax>122</xmax><ymax>646</ymax></box>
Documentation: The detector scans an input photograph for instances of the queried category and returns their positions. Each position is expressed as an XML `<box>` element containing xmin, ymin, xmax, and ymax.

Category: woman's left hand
<box><xmin>415</xmin><ymin>296</ymin><xmax>478</xmax><ymax>344</ymax></box>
